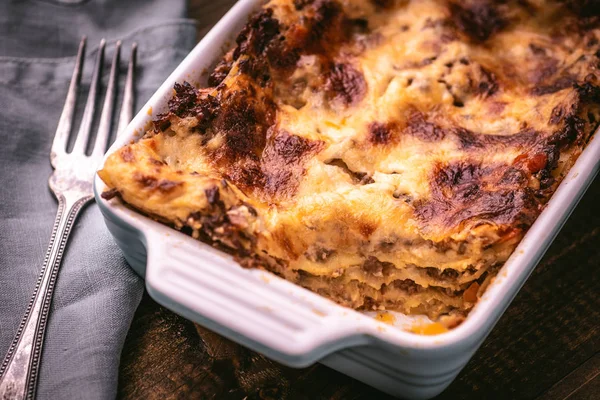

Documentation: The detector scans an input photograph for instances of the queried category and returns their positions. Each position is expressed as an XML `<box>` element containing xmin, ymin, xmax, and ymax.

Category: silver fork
<box><xmin>0</xmin><ymin>37</ymin><xmax>137</xmax><ymax>400</ymax></box>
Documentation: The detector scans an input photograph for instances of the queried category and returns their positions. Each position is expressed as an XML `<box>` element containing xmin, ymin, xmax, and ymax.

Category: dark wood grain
<box><xmin>117</xmin><ymin>2</ymin><xmax>600</xmax><ymax>399</ymax></box>
<box><xmin>188</xmin><ymin>0</ymin><xmax>238</xmax><ymax>41</ymax></box>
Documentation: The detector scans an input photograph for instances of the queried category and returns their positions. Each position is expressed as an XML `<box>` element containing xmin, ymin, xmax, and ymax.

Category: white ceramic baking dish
<box><xmin>93</xmin><ymin>1</ymin><xmax>600</xmax><ymax>398</ymax></box>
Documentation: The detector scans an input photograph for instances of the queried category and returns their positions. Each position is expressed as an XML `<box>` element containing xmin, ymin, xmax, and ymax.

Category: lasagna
<box><xmin>99</xmin><ymin>0</ymin><xmax>600</xmax><ymax>325</ymax></box>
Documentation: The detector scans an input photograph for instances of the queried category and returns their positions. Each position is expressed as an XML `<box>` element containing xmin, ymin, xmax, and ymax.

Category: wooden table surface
<box><xmin>118</xmin><ymin>2</ymin><xmax>600</xmax><ymax>399</ymax></box>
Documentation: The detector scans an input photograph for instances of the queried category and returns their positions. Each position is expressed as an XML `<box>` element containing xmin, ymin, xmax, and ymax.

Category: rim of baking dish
<box><xmin>94</xmin><ymin>0</ymin><xmax>600</xmax><ymax>353</ymax></box>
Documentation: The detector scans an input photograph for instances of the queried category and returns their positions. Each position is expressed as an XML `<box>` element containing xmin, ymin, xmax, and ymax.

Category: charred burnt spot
<box><xmin>302</xmin><ymin>0</ymin><xmax>345</xmax><ymax>51</ymax></box>
<box><xmin>433</xmin><ymin>161</ymin><xmax>485</xmax><ymax>193</ymax></box>
<box><xmin>559</xmin><ymin>0</ymin><xmax>600</xmax><ymax>17</ymax></box>
<box><xmin>152</xmin><ymin>81</ymin><xmax>221</xmax><ymax>134</ymax></box>
<box><xmin>213</xmin><ymin>121</ymin><xmax>324</xmax><ymax>201</ymax></box>
<box><xmin>208</xmin><ymin>8</ymin><xmax>286</xmax><ymax>85</ymax></box>
<box><xmin>153</xmin><ymin>113</ymin><xmax>172</xmax><ymax>132</ymax></box>
<box><xmin>455</xmin><ymin>128</ymin><xmax>490</xmax><ymax>149</ymax></box>
<box><xmin>368</xmin><ymin>121</ymin><xmax>396</xmax><ymax>145</ymax></box>
<box><xmin>258</xmin><ymin>2</ymin><xmax>351</xmax><ymax>66</ymax></box>
<box><xmin>414</xmin><ymin>161</ymin><xmax>541</xmax><ymax>231</ymax></box>
<box><xmin>264</xmin><ymin>42</ymin><xmax>301</xmax><ymax>73</ymax></box>
<box><xmin>208</xmin><ymin>56</ymin><xmax>234</xmax><ymax>87</ymax></box>
<box><xmin>224</xmin><ymin>162</ymin><xmax>264</xmax><ymax>195</ymax></box>
<box><xmin>265</xmin><ymin>130</ymin><xmax>323</xmax><ymax>165</ymax></box>
<box><xmin>294</xmin><ymin>0</ymin><xmax>315</xmax><ymax>10</ymax></box>
<box><xmin>325</xmin><ymin>62</ymin><xmax>367</xmax><ymax>106</ymax></box>
<box><xmin>531</xmin><ymin>76</ymin><xmax>576</xmax><ymax>96</ymax></box>
<box><xmin>575</xmin><ymin>81</ymin><xmax>600</xmax><ymax>102</ymax></box>
<box><xmin>350</xmin><ymin>18</ymin><xmax>370</xmax><ymax>33</ymax></box>
<box><xmin>237</xmin><ymin>57</ymin><xmax>271</xmax><ymax>86</ymax></box>
<box><xmin>528</xmin><ymin>46</ymin><xmax>599</xmax><ymax>97</ymax></box>
<box><xmin>403</xmin><ymin>111</ymin><xmax>447</xmax><ymax>142</ymax></box>
<box><xmin>370</xmin><ymin>0</ymin><xmax>395</xmax><ymax>10</ymax></box>
<box><xmin>261</xmin><ymin>130</ymin><xmax>324</xmax><ymax>198</ymax></box>
<box><xmin>232</xmin><ymin>8</ymin><xmax>297</xmax><ymax>80</ymax></box>
<box><xmin>290</xmin><ymin>0</ymin><xmax>370</xmax><ymax>57</ymax></box>
<box><xmin>192</xmin><ymin>93</ymin><xmax>221</xmax><ymax>132</ymax></box>
<box><xmin>206</xmin><ymin>83</ymin><xmax>277</xmax><ymax>172</ymax></box>
<box><xmin>220</xmin><ymin>101</ymin><xmax>267</xmax><ymax>159</ymax></box>
<box><xmin>449</xmin><ymin>1</ymin><xmax>507</xmax><ymax>43</ymax></box>
<box><xmin>199</xmin><ymin>0</ymin><xmax>363</xmax><ymax>119</ymax></box>
<box><xmin>541</xmin><ymin>82</ymin><xmax>600</xmax><ymax>174</ymax></box>
<box><xmin>233</xmin><ymin>8</ymin><xmax>281</xmax><ymax>62</ymax></box>
<box><xmin>166</xmin><ymin>81</ymin><xmax>199</xmax><ymax>118</ymax></box>
<box><xmin>547</xmin><ymin>114</ymin><xmax>586</xmax><ymax>151</ymax></box>
<box><xmin>517</xmin><ymin>0</ymin><xmax>539</xmax><ymax>14</ymax></box>
<box><xmin>454</xmin><ymin>126</ymin><xmax>538</xmax><ymax>150</ymax></box>
<box><xmin>212</xmin><ymin>0</ymin><xmax>356</xmax><ymax>84</ymax></box>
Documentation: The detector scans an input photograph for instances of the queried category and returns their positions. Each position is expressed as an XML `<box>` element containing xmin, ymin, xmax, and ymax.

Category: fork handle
<box><xmin>0</xmin><ymin>193</ymin><xmax>92</xmax><ymax>400</ymax></box>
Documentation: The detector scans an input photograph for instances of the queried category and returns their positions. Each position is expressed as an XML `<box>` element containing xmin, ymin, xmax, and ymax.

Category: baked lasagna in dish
<box><xmin>99</xmin><ymin>0</ymin><xmax>600</xmax><ymax>325</ymax></box>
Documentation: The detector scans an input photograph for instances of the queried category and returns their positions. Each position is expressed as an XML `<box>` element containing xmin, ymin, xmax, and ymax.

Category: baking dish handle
<box><xmin>143</xmin><ymin>232</ymin><xmax>363</xmax><ymax>367</ymax></box>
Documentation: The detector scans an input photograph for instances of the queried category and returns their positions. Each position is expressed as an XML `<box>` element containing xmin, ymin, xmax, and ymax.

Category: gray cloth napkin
<box><xmin>0</xmin><ymin>1</ymin><xmax>198</xmax><ymax>398</ymax></box>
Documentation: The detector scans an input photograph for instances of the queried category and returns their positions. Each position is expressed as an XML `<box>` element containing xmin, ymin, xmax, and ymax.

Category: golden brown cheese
<box><xmin>99</xmin><ymin>0</ymin><xmax>600</xmax><ymax>323</ymax></box>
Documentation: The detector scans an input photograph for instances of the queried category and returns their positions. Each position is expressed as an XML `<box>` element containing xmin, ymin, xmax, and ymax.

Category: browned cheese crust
<box><xmin>99</xmin><ymin>0</ymin><xmax>600</xmax><ymax>323</ymax></box>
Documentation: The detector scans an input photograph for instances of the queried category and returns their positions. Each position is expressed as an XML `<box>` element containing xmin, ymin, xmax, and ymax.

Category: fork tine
<box><xmin>71</xmin><ymin>39</ymin><xmax>106</xmax><ymax>155</ymax></box>
<box><xmin>50</xmin><ymin>36</ymin><xmax>86</xmax><ymax>167</ymax></box>
<box><xmin>91</xmin><ymin>41</ymin><xmax>121</xmax><ymax>159</ymax></box>
<box><xmin>116</xmin><ymin>42</ymin><xmax>137</xmax><ymax>137</ymax></box>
